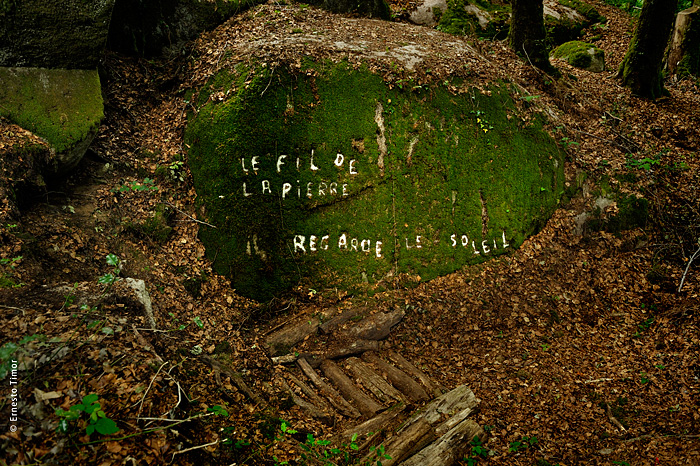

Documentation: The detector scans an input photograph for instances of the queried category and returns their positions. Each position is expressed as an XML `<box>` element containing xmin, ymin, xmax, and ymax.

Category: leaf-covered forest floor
<box><xmin>1</xmin><ymin>0</ymin><xmax>699</xmax><ymax>465</ymax></box>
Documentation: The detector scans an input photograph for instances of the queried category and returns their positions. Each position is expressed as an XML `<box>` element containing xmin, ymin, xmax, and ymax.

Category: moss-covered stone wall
<box><xmin>185</xmin><ymin>61</ymin><xmax>564</xmax><ymax>301</ymax></box>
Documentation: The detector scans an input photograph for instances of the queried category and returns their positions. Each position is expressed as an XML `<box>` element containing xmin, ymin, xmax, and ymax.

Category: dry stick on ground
<box><xmin>137</xmin><ymin>361</ymin><xmax>169</xmax><ymax>418</ymax></box>
<box><xmin>678</xmin><ymin>243</ymin><xmax>700</xmax><ymax>292</ymax></box>
<box><xmin>606</xmin><ymin>402</ymin><xmax>627</xmax><ymax>432</ymax></box>
<box><xmin>170</xmin><ymin>439</ymin><xmax>218</xmax><ymax>464</ymax></box>
<box><xmin>164</xmin><ymin>201</ymin><xmax>217</xmax><ymax>228</ymax></box>
<box><xmin>201</xmin><ymin>355</ymin><xmax>268</xmax><ymax>409</ymax></box>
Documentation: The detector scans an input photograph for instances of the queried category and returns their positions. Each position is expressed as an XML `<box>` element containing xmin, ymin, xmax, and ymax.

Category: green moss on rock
<box><xmin>551</xmin><ymin>40</ymin><xmax>605</xmax><ymax>71</ymax></box>
<box><xmin>185</xmin><ymin>61</ymin><xmax>564</xmax><ymax>301</ymax></box>
<box><xmin>0</xmin><ymin>67</ymin><xmax>104</xmax><ymax>176</ymax></box>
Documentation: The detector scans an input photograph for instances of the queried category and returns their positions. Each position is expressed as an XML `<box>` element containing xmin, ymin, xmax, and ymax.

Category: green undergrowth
<box><xmin>437</xmin><ymin>0</ymin><xmax>510</xmax><ymax>38</ymax></box>
<box><xmin>185</xmin><ymin>59</ymin><xmax>564</xmax><ymax>300</ymax></box>
<box><xmin>0</xmin><ymin>68</ymin><xmax>103</xmax><ymax>154</ymax></box>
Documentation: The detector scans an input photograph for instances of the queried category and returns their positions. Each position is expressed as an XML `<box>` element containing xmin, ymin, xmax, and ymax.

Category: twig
<box><xmin>137</xmin><ymin>361</ymin><xmax>169</xmax><ymax>416</ymax></box>
<box><xmin>606</xmin><ymin>403</ymin><xmax>627</xmax><ymax>432</ymax></box>
<box><xmin>164</xmin><ymin>201</ymin><xmax>217</xmax><ymax>228</ymax></box>
<box><xmin>585</xmin><ymin>378</ymin><xmax>613</xmax><ymax>384</ymax></box>
<box><xmin>170</xmin><ymin>439</ymin><xmax>218</xmax><ymax>463</ymax></box>
<box><xmin>79</xmin><ymin>412</ymin><xmax>216</xmax><ymax>446</ymax></box>
<box><xmin>678</xmin><ymin>243</ymin><xmax>700</xmax><ymax>293</ymax></box>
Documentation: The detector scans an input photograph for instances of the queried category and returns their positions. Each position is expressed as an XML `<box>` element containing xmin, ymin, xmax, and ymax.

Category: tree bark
<box><xmin>667</xmin><ymin>6</ymin><xmax>700</xmax><ymax>77</ymax></box>
<box><xmin>618</xmin><ymin>0</ymin><xmax>679</xmax><ymax>98</ymax></box>
<box><xmin>508</xmin><ymin>0</ymin><xmax>553</xmax><ymax>72</ymax></box>
<box><xmin>386</xmin><ymin>349</ymin><xmax>445</xmax><ymax>397</ymax></box>
<box><xmin>363</xmin><ymin>419</ymin><xmax>437</xmax><ymax>466</ymax></box>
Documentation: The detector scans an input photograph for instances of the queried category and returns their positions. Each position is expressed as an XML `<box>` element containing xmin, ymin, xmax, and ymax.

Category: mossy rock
<box><xmin>544</xmin><ymin>0</ymin><xmax>605</xmax><ymax>45</ymax></box>
<box><xmin>434</xmin><ymin>0</ymin><xmax>510</xmax><ymax>38</ymax></box>
<box><xmin>0</xmin><ymin>68</ymin><xmax>104</xmax><ymax>178</ymax></box>
<box><xmin>551</xmin><ymin>40</ymin><xmax>605</xmax><ymax>72</ymax></box>
<box><xmin>185</xmin><ymin>58</ymin><xmax>565</xmax><ymax>301</ymax></box>
<box><xmin>0</xmin><ymin>0</ymin><xmax>114</xmax><ymax>69</ymax></box>
<box><xmin>107</xmin><ymin>0</ymin><xmax>266</xmax><ymax>57</ymax></box>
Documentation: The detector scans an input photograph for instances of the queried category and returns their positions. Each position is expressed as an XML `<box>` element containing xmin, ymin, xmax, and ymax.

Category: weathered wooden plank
<box><xmin>319</xmin><ymin>308</ymin><xmax>362</xmax><ymax>334</ymax></box>
<box><xmin>400</xmin><ymin>419</ymin><xmax>485</xmax><ymax>466</ymax></box>
<box><xmin>362</xmin><ymin>352</ymin><xmax>429</xmax><ymax>403</ymax></box>
<box><xmin>399</xmin><ymin>384</ymin><xmax>479</xmax><ymax>433</ymax></box>
<box><xmin>286</xmin><ymin>371</ymin><xmax>332</xmax><ymax>414</ymax></box>
<box><xmin>368</xmin><ymin>418</ymin><xmax>437</xmax><ymax>466</ymax></box>
<box><xmin>325</xmin><ymin>339</ymin><xmax>381</xmax><ymax>361</ymax></box>
<box><xmin>344</xmin><ymin>309</ymin><xmax>405</xmax><ymax>341</ymax></box>
<box><xmin>265</xmin><ymin>318</ymin><xmax>320</xmax><ymax>356</ymax></box>
<box><xmin>339</xmin><ymin>403</ymin><xmax>406</xmax><ymax>441</ymax></box>
<box><xmin>386</xmin><ymin>349</ymin><xmax>444</xmax><ymax>397</ymax></box>
<box><xmin>321</xmin><ymin>359</ymin><xmax>384</xmax><ymax>417</ymax></box>
<box><xmin>279</xmin><ymin>377</ymin><xmax>333</xmax><ymax>426</ymax></box>
<box><xmin>297</xmin><ymin>357</ymin><xmax>361</xmax><ymax>419</ymax></box>
<box><xmin>345</xmin><ymin>357</ymin><xmax>406</xmax><ymax>404</ymax></box>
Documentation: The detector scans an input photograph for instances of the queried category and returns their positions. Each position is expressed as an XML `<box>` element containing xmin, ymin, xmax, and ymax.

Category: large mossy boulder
<box><xmin>0</xmin><ymin>68</ymin><xmax>104</xmax><ymax>177</ymax></box>
<box><xmin>0</xmin><ymin>0</ymin><xmax>115</xmax><ymax>69</ymax></box>
<box><xmin>184</xmin><ymin>5</ymin><xmax>565</xmax><ymax>301</ymax></box>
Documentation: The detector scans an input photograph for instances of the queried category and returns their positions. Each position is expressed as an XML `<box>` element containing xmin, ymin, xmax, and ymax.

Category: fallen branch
<box><xmin>136</xmin><ymin>361</ymin><xmax>169</xmax><ymax>417</ymax></box>
<box><xmin>164</xmin><ymin>201</ymin><xmax>217</xmax><ymax>228</ymax></box>
<box><xmin>606</xmin><ymin>403</ymin><xmax>627</xmax><ymax>432</ymax></box>
<box><xmin>678</xmin><ymin>242</ymin><xmax>700</xmax><ymax>293</ymax></box>
<box><xmin>170</xmin><ymin>439</ymin><xmax>218</xmax><ymax>463</ymax></box>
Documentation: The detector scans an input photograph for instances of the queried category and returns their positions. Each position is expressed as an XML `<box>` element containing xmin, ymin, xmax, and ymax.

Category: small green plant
<box><xmin>168</xmin><ymin>160</ymin><xmax>186</xmax><ymax>182</ymax></box>
<box><xmin>520</xmin><ymin>95</ymin><xmax>540</xmax><ymax>102</ymax></box>
<box><xmin>626</xmin><ymin>154</ymin><xmax>660</xmax><ymax>171</ymax></box>
<box><xmin>0</xmin><ymin>334</ymin><xmax>46</xmax><ymax>380</ymax></box>
<box><xmin>509</xmin><ymin>435</ymin><xmax>538</xmax><ymax>452</ymax></box>
<box><xmin>55</xmin><ymin>393</ymin><xmax>120</xmax><ymax>436</ymax></box>
<box><xmin>98</xmin><ymin>254</ymin><xmax>121</xmax><ymax>286</ymax></box>
<box><xmin>560</xmin><ymin>136</ymin><xmax>579</xmax><ymax>149</ymax></box>
<box><xmin>464</xmin><ymin>435</ymin><xmax>489</xmax><ymax>465</ymax></box>
<box><xmin>0</xmin><ymin>255</ymin><xmax>23</xmax><ymax>288</ymax></box>
<box><xmin>193</xmin><ymin>316</ymin><xmax>204</xmax><ymax>328</ymax></box>
<box><xmin>471</xmin><ymin>110</ymin><xmax>494</xmax><ymax>134</ymax></box>
<box><xmin>112</xmin><ymin>178</ymin><xmax>159</xmax><ymax>193</ymax></box>
<box><xmin>633</xmin><ymin>316</ymin><xmax>655</xmax><ymax>338</ymax></box>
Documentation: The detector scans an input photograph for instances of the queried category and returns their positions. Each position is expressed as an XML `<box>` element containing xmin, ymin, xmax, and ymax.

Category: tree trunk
<box><xmin>666</xmin><ymin>6</ymin><xmax>700</xmax><ymax>77</ymax></box>
<box><xmin>508</xmin><ymin>0</ymin><xmax>553</xmax><ymax>72</ymax></box>
<box><xmin>297</xmin><ymin>357</ymin><xmax>361</xmax><ymax>418</ymax></box>
<box><xmin>362</xmin><ymin>352</ymin><xmax>430</xmax><ymax>403</ymax></box>
<box><xmin>618</xmin><ymin>0</ymin><xmax>679</xmax><ymax>98</ymax></box>
<box><xmin>400</xmin><ymin>419</ymin><xmax>485</xmax><ymax>466</ymax></box>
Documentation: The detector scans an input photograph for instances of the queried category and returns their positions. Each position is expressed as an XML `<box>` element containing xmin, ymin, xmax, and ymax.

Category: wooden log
<box><xmin>362</xmin><ymin>352</ymin><xmax>429</xmax><ymax>403</ymax></box>
<box><xmin>279</xmin><ymin>378</ymin><xmax>334</xmax><ymax>426</ymax></box>
<box><xmin>400</xmin><ymin>419</ymin><xmax>485</xmax><ymax>466</ymax></box>
<box><xmin>325</xmin><ymin>339</ymin><xmax>381</xmax><ymax>361</ymax></box>
<box><xmin>271</xmin><ymin>353</ymin><xmax>298</xmax><ymax>365</ymax></box>
<box><xmin>265</xmin><ymin>318</ymin><xmax>320</xmax><ymax>356</ymax></box>
<box><xmin>320</xmin><ymin>360</ymin><xmax>384</xmax><ymax>417</ymax></box>
<box><xmin>345</xmin><ymin>357</ymin><xmax>406</xmax><ymax>404</ymax></box>
<box><xmin>386</xmin><ymin>349</ymin><xmax>445</xmax><ymax>397</ymax></box>
<box><xmin>319</xmin><ymin>308</ymin><xmax>362</xmax><ymax>335</ymax></box>
<box><xmin>201</xmin><ymin>355</ymin><xmax>268</xmax><ymax>409</ymax></box>
<box><xmin>365</xmin><ymin>418</ymin><xmax>437</xmax><ymax>466</ymax></box>
<box><xmin>286</xmin><ymin>371</ymin><xmax>332</xmax><ymax>414</ymax></box>
<box><xmin>344</xmin><ymin>309</ymin><xmax>405</xmax><ymax>341</ymax></box>
<box><xmin>297</xmin><ymin>357</ymin><xmax>361</xmax><ymax>418</ymax></box>
<box><xmin>399</xmin><ymin>384</ymin><xmax>479</xmax><ymax>433</ymax></box>
<box><xmin>340</xmin><ymin>403</ymin><xmax>406</xmax><ymax>440</ymax></box>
